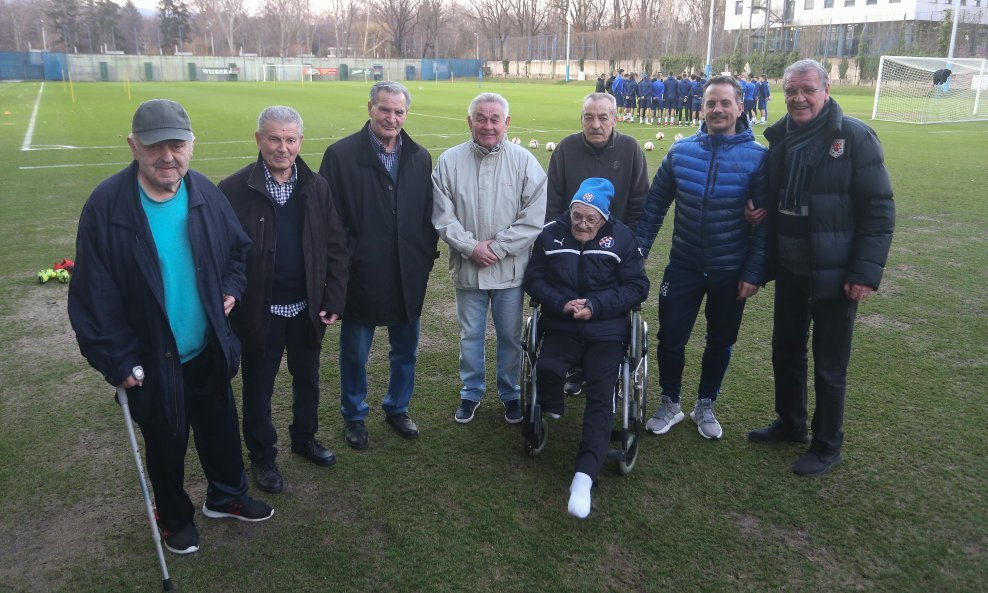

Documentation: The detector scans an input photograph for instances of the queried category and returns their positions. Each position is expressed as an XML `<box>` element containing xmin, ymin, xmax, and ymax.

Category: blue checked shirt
<box><xmin>262</xmin><ymin>162</ymin><xmax>307</xmax><ymax>318</ymax></box>
<box><xmin>368</xmin><ymin>128</ymin><xmax>402</xmax><ymax>172</ymax></box>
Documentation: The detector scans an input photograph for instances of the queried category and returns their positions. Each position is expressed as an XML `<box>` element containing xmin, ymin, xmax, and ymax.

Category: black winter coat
<box><xmin>319</xmin><ymin>123</ymin><xmax>439</xmax><ymax>325</ymax></box>
<box><xmin>763</xmin><ymin>99</ymin><xmax>895</xmax><ymax>299</ymax></box>
<box><xmin>524</xmin><ymin>213</ymin><xmax>650</xmax><ymax>343</ymax></box>
<box><xmin>68</xmin><ymin>162</ymin><xmax>251</xmax><ymax>432</ymax></box>
<box><xmin>218</xmin><ymin>154</ymin><xmax>348</xmax><ymax>353</ymax></box>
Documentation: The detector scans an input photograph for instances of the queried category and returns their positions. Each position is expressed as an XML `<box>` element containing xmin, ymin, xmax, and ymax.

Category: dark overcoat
<box><xmin>318</xmin><ymin>122</ymin><xmax>438</xmax><ymax>326</ymax></box>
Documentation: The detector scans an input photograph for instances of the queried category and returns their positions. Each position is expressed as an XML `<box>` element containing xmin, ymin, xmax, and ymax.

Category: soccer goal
<box><xmin>257</xmin><ymin>64</ymin><xmax>313</xmax><ymax>83</ymax></box>
<box><xmin>872</xmin><ymin>56</ymin><xmax>988</xmax><ymax>124</ymax></box>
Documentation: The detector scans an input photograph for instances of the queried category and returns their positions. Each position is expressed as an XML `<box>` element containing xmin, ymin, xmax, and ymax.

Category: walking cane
<box><xmin>117</xmin><ymin>366</ymin><xmax>177</xmax><ymax>592</ymax></box>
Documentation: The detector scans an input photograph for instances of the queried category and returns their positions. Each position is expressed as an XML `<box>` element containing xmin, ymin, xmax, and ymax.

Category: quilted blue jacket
<box><xmin>635</xmin><ymin>119</ymin><xmax>769</xmax><ymax>285</ymax></box>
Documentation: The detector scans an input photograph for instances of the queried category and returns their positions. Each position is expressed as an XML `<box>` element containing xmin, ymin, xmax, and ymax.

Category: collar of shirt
<box><xmin>262</xmin><ymin>161</ymin><xmax>297</xmax><ymax>206</ymax></box>
<box><xmin>368</xmin><ymin>128</ymin><xmax>402</xmax><ymax>157</ymax></box>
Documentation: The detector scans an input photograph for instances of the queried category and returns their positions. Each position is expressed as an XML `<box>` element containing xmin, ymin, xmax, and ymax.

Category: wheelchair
<box><xmin>520</xmin><ymin>303</ymin><xmax>649</xmax><ymax>475</ymax></box>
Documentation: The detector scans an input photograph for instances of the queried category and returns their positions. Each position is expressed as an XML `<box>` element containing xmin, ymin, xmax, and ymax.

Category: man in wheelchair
<box><xmin>523</xmin><ymin>178</ymin><xmax>650</xmax><ymax>519</ymax></box>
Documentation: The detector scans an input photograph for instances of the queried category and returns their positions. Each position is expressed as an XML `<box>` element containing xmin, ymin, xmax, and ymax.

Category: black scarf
<box><xmin>779</xmin><ymin>101</ymin><xmax>832</xmax><ymax>212</ymax></box>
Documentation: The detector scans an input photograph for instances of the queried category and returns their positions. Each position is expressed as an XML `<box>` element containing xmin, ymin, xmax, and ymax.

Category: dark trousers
<box><xmin>241</xmin><ymin>312</ymin><xmax>321</xmax><ymax>464</ymax></box>
<box><xmin>536</xmin><ymin>331</ymin><xmax>625</xmax><ymax>481</ymax></box>
<box><xmin>657</xmin><ymin>265</ymin><xmax>747</xmax><ymax>403</ymax></box>
<box><xmin>139</xmin><ymin>346</ymin><xmax>248</xmax><ymax>531</ymax></box>
<box><xmin>772</xmin><ymin>268</ymin><xmax>857</xmax><ymax>454</ymax></box>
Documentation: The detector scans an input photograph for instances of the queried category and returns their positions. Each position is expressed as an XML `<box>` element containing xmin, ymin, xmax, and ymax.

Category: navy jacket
<box><xmin>524</xmin><ymin>213</ymin><xmax>650</xmax><ymax>343</ymax></box>
<box><xmin>678</xmin><ymin>79</ymin><xmax>692</xmax><ymax>103</ymax></box>
<box><xmin>636</xmin><ymin>118</ymin><xmax>769</xmax><ymax>286</ymax></box>
<box><xmin>763</xmin><ymin>99</ymin><xmax>894</xmax><ymax>298</ymax></box>
<box><xmin>69</xmin><ymin>162</ymin><xmax>251</xmax><ymax>432</ymax></box>
<box><xmin>665</xmin><ymin>77</ymin><xmax>679</xmax><ymax>102</ymax></box>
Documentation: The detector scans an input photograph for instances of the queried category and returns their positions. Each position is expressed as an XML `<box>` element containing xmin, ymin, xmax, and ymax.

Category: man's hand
<box><xmin>563</xmin><ymin>298</ymin><xmax>592</xmax><ymax>320</ymax></box>
<box><xmin>222</xmin><ymin>294</ymin><xmax>236</xmax><ymax>316</ymax></box>
<box><xmin>320</xmin><ymin>311</ymin><xmax>340</xmax><ymax>325</ymax></box>
<box><xmin>469</xmin><ymin>240</ymin><xmax>499</xmax><ymax>267</ymax></box>
<box><xmin>118</xmin><ymin>374</ymin><xmax>143</xmax><ymax>389</ymax></box>
<box><xmin>744</xmin><ymin>199</ymin><xmax>767</xmax><ymax>225</ymax></box>
<box><xmin>737</xmin><ymin>281</ymin><xmax>759</xmax><ymax>300</ymax></box>
<box><xmin>844</xmin><ymin>283</ymin><xmax>874</xmax><ymax>302</ymax></box>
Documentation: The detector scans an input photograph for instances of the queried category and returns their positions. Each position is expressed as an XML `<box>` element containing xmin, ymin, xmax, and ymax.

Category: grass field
<box><xmin>0</xmin><ymin>78</ymin><xmax>986</xmax><ymax>593</ymax></box>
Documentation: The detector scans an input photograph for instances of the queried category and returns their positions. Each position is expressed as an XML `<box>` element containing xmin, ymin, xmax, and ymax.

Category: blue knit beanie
<box><xmin>570</xmin><ymin>177</ymin><xmax>614</xmax><ymax>220</ymax></box>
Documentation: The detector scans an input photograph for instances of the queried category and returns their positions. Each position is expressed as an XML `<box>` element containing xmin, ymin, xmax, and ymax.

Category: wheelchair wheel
<box><xmin>524</xmin><ymin>414</ymin><xmax>548</xmax><ymax>458</ymax></box>
<box><xmin>520</xmin><ymin>337</ymin><xmax>548</xmax><ymax>458</ymax></box>
<box><xmin>619</xmin><ymin>328</ymin><xmax>649</xmax><ymax>475</ymax></box>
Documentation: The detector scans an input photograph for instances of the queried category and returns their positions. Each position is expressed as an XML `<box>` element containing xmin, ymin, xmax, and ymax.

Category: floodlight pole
<box><xmin>705</xmin><ymin>0</ymin><xmax>716</xmax><ymax>77</ymax></box>
<box><xmin>565</xmin><ymin>20</ymin><xmax>571</xmax><ymax>81</ymax></box>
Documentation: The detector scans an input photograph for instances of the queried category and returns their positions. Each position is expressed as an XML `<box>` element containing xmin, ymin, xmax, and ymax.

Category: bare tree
<box><xmin>327</xmin><ymin>0</ymin><xmax>357</xmax><ymax>56</ymax></box>
<box><xmin>472</xmin><ymin>0</ymin><xmax>511</xmax><ymax>59</ymax></box>
<box><xmin>373</xmin><ymin>0</ymin><xmax>419</xmax><ymax>58</ymax></box>
<box><xmin>259</xmin><ymin>0</ymin><xmax>308</xmax><ymax>56</ymax></box>
<box><xmin>192</xmin><ymin>0</ymin><xmax>244</xmax><ymax>54</ymax></box>
<box><xmin>557</xmin><ymin>0</ymin><xmax>608</xmax><ymax>32</ymax></box>
<box><xmin>416</xmin><ymin>0</ymin><xmax>449</xmax><ymax>58</ymax></box>
<box><xmin>506</xmin><ymin>0</ymin><xmax>548</xmax><ymax>38</ymax></box>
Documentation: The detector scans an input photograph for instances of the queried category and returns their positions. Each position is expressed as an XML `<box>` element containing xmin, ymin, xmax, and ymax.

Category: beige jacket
<box><xmin>432</xmin><ymin>139</ymin><xmax>548</xmax><ymax>290</ymax></box>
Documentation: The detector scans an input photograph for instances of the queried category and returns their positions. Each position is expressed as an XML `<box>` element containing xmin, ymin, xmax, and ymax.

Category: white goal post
<box><xmin>872</xmin><ymin>56</ymin><xmax>988</xmax><ymax>124</ymax></box>
<box><xmin>257</xmin><ymin>64</ymin><xmax>313</xmax><ymax>83</ymax></box>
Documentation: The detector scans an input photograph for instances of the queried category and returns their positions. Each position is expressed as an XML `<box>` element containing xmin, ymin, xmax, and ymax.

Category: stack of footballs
<box><xmin>38</xmin><ymin>258</ymin><xmax>74</xmax><ymax>284</ymax></box>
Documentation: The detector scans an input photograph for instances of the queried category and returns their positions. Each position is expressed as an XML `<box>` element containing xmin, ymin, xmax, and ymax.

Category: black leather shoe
<box><xmin>385</xmin><ymin>413</ymin><xmax>420</xmax><ymax>439</ymax></box>
<box><xmin>345</xmin><ymin>421</ymin><xmax>369</xmax><ymax>450</ymax></box>
<box><xmin>793</xmin><ymin>449</ymin><xmax>844</xmax><ymax>476</ymax></box>
<box><xmin>250</xmin><ymin>461</ymin><xmax>284</xmax><ymax>494</ymax></box>
<box><xmin>291</xmin><ymin>439</ymin><xmax>337</xmax><ymax>467</ymax></box>
<box><xmin>747</xmin><ymin>420</ymin><xmax>811</xmax><ymax>445</ymax></box>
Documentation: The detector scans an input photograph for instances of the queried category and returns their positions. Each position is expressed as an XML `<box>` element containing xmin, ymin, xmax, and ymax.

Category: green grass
<box><xmin>0</xmin><ymin>79</ymin><xmax>986</xmax><ymax>593</ymax></box>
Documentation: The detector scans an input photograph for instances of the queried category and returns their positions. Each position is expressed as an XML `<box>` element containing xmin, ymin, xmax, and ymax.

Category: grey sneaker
<box><xmin>690</xmin><ymin>398</ymin><xmax>723</xmax><ymax>440</ymax></box>
<box><xmin>645</xmin><ymin>395</ymin><xmax>684</xmax><ymax>435</ymax></box>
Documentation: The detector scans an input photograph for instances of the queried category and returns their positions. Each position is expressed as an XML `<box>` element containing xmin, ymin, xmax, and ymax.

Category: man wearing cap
<box><xmin>524</xmin><ymin>177</ymin><xmax>650</xmax><ymax>519</ymax></box>
<box><xmin>432</xmin><ymin>92</ymin><xmax>547</xmax><ymax>425</ymax></box>
<box><xmin>219</xmin><ymin>106</ymin><xmax>348</xmax><ymax>494</ymax></box>
<box><xmin>69</xmin><ymin>99</ymin><xmax>273</xmax><ymax>556</ymax></box>
<box><xmin>636</xmin><ymin>75</ymin><xmax>769</xmax><ymax>442</ymax></box>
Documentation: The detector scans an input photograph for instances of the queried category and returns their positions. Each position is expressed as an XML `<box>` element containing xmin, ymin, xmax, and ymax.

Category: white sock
<box><xmin>567</xmin><ymin>472</ymin><xmax>593</xmax><ymax>519</ymax></box>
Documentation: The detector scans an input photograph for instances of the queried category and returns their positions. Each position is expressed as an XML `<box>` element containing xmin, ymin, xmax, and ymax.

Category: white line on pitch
<box><xmin>21</xmin><ymin>82</ymin><xmax>44</xmax><ymax>152</ymax></box>
<box><xmin>17</xmin><ymin>144</ymin><xmax>520</xmax><ymax>170</ymax></box>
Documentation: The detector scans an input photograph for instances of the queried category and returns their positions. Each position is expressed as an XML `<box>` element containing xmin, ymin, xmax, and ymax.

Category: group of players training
<box><xmin>597</xmin><ymin>68</ymin><xmax>771</xmax><ymax>126</ymax></box>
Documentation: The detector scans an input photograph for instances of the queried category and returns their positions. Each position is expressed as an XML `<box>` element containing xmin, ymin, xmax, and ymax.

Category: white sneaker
<box><xmin>690</xmin><ymin>398</ymin><xmax>723</xmax><ymax>440</ymax></box>
<box><xmin>646</xmin><ymin>395</ymin><xmax>684</xmax><ymax>435</ymax></box>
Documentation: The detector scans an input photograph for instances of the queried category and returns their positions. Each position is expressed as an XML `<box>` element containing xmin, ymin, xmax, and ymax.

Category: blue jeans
<box><xmin>339</xmin><ymin>319</ymin><xmax>420</xmax><ymax>421</ymax></box>
<box><xmin>657</xmin><ymin>265</ymin><xmax>747</xmax><ymax>403</ymax></box>
<box><xmin>455</xmin><ymin>287</ymin><xmax>523</xmax><ymax>403</ymax></box>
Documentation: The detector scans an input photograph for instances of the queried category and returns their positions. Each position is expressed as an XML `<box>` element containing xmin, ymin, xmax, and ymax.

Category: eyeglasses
<box><xmin>571</xmin><ymin>213</ymin><xmax>603</xmax><ymax>227</ymax></box>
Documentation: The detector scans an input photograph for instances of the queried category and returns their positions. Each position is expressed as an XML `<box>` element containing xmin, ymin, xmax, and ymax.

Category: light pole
<box><xmin>475</xmin><ymin>32</ymin><xmax>479</xmax><ymax>60</ymax></box>
<box><xmin>40</xmin><ymin>21</ymin><xmax>48</xmax><ymax>51</ymax></box>
<box><xmin>705</xmin><ymin>0</ymin><xmax>716</xmax><ymax>77</ymax></box>
<box><xmin>565</xmin><ymin>18</ymin><xmax>571</xmax><ymax>81</ymax></box>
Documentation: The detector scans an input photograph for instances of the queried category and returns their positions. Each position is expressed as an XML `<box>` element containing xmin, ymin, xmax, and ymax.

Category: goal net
<box><xmin>258</xmin><ymin>64</ymin><xmax>313</xmax><ymax>83</ymax></box>
<box><xmin>872</xmin><ymin>56</ymin><xmax>988</xmax><ymax>124</ymax></box>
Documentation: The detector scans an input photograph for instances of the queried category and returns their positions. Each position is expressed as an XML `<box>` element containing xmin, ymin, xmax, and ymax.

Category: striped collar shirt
<box><xmin>368</xmin><ymin>128</ymin><xmax>402</xmax><ymax>171</ymax></box>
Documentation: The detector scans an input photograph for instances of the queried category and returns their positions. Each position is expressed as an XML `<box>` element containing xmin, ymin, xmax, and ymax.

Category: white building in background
<box><xmin>723</xmin><ymin>0</ymin><xmax>988</xmax><ymax>57</ymax></box>
<box><xmin>727</xmin><ymin>0</ymin><xmax>985</xmax><ymax>29</ymax></box>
